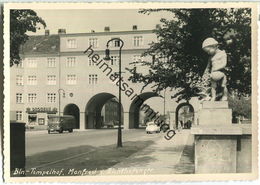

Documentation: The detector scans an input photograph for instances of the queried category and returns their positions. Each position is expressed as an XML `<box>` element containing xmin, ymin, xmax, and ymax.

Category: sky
<box><xmin>30</xmin><ymin>9</ymin><xmax>174</xmax><ymax>35</ymax></box>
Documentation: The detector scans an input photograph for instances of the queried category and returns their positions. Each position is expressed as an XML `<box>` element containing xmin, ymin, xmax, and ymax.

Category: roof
<box><xmin>21</xmin><ymin>29</ymin><xmax>154</xmax><ymax>55</ymax></box>
<box><xmin>20</xmin><ymin>35</ymin><xmax>60</xmax><ymax>55</ymax></box>
<box><xmin>59</xmin><ymin>29</ymin><xmax>154</xmax><ymax>37</ymax></box>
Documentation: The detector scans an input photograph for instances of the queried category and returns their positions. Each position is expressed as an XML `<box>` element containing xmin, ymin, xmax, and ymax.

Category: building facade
<box><xmin>10</xmin><ymin>26</ymin><xmax>200</xmax><ymax>130</ymax></box>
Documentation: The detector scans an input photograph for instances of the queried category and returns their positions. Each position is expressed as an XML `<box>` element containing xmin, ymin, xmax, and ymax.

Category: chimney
<box><xmin>104</xmin><ymin>26</ymin><xmax>110</xmax><ymax>32</ymax></box>
<box><xmin>45</xmin><ymin>29</ymin><xmax>50</xmax><ymax>36</ymax></box>
<box><xmin>133</xmin><ymin>25</ymin><xmax>137</xmax><ymax>31</ymax></box>
<box><xmin>58</xmin><ymin>29</ymin><xmax>66</xmax><ymax>35</ymax></box>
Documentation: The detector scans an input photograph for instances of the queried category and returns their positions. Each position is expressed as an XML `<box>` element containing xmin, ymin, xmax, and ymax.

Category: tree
<box><xmin>228</xmin><ymin>95</ymin><xmax>251</xmax><ymax>119</ymax></box>
<box><xmin>127</xmin><ymin>9</ymin><xmax>251</xmax><ymax>102</ymax></box>
<box><xmin>10</xmin><ymin>10</ymin><xmax>46</xmax><ymax>66</ymax></box>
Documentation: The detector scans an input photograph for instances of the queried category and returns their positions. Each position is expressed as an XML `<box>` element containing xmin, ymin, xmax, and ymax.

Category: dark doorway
<box><xmin>129</xmin><ymin>92</ymin><xmax>160</xmax><ymax>129</ymax></box>
<box><xmin>175</xmin><ymin>103</ymin><xmax>194</xmax><ymax>129</ymax></box>
<box><xmin>85</xmin><ymin>93</ymin><xmax>123</xmax><ymax>129</ymax></box>
<box><xmin>64</xmin><ymin>104</ymin><xmax>80</xmax><ymax>129</ymax></box>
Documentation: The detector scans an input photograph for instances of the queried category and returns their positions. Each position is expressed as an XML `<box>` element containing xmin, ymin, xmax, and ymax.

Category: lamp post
<box><xmin>58</xmin><ymin>89</ymin><xmax>65</xmax><ymax>117</ymax></box>
<box><xmin>163</xmin><ymin>89</ymin><xmax>166</xmax><ymax>120</ymax></box>
<box><xmin>104</xmin><ymin>38</ymin><xmax>124</xmax><ymax>148</ymax></box>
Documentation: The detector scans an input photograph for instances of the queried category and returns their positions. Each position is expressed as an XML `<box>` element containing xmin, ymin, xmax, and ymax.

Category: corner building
<box><xmin>10</xmin><ymin>27</ymin><xmax>200</xmax><ymax>130</ymax></box>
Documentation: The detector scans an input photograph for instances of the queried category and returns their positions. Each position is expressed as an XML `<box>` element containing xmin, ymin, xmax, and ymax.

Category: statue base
<box><xmin>191</xmin><ymin>101</ymin><xmax>252</xmax><ymax>173</ymax></box>
<box><xmin>198</xmin><ymin>101</ymin><xmax>232</xmax><ymax>125</ymax></box>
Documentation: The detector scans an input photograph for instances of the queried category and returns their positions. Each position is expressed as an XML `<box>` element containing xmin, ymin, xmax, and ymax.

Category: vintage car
<box><xmin>145</xmin><ymin>121</ymin><xmax>160</xmax><ymax>134</ymax></box>
<box><xmin>47</xmin><ymin>115</ymin><xmax>76</xmax><ymax>134</ymax></box>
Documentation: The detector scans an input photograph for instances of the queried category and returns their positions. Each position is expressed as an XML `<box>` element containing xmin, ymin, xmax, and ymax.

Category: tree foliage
<box><xmin>127</xmin><ymin>9</ymin><xmax>251</xmax><ymax>102</ymax></box>
<box><xmin>228</xmin><ymin>95</ymin><xmax>251</xmax><ymax>119</ymax></box>
<box><xmin>10</xmin><ymin>10</ymin><xmax>46</xmax><ymax>66</ymax></box>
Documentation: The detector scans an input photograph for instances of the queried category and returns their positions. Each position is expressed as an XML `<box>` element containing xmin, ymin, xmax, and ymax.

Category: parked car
<box><xmin>106</xmin><ymin>121</ymin><xmax>114</xmax><ymax>128</ymax></box>
<box><xmin>160</xmin><ymin>123</ymin><xmax>170</xmax><ymax>132</ymax></box>
<box><xmin>146</xmin><ymin>122</ymin><xmax>160</xmax><ymax>134</ymax></box>
<box><xmin>47</xmin><ymin>115</ymin><xmax>76</xmax><ymax>134</ymax></box>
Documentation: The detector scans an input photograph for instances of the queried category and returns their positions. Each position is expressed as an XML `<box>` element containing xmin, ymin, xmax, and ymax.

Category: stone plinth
<box><xmin>194</xmin><ymin>133</ymin><xmax>238</xmax><ymax>173</ymax></box>
<box><xmin>191</xmin><ymin>126</ymin><xmax>242</xmax><ymax>135</ymax></box>
<box><xmin>191</xmin><ymin>126</ymin><xmax>252</xmax><ymax>173</ymax></box>
<box><xmin>191</xmin><ymin>101</ymin><xmax>252</xmax><ymax>174</ymax></box>
<box><xmin>198</xmin><ymin>101</ymin><xmax>232</xmax><ymax>125</ymax></box>
<box><xmin>192</xmin><ymin>126</ymin><xmax>242</xmax><ymax>174</ymax></box>
<box><xmin>202</xmin><ymin>101</ymin><xmax>229</xmax><ymax>109</ymax></box>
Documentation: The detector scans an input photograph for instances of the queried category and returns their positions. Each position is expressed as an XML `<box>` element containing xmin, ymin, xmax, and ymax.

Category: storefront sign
<box><xmin>26</xmin><ymin>107</ymin><xmax>58</xmax><ymax>114</ymax></box>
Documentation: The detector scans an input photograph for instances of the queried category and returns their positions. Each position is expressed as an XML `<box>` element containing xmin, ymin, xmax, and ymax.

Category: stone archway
<box><xmin>129</xmin><ymin>92</ymin><xmax>161</xmax><ymax>128</ymax></box>
<box><xmin>175</xmin><ymin>103</ymin><xmax>194</xmax><ymax>129</ymax></box>
<box><xmin>63</xmin><ymin>104</ymin><xmax>80</xmax><ymax>129</ymax></box>
<box><xmin>85</xmin><ymin>92</ymin><xmax>124</xmax><ymax>129</ymax></box>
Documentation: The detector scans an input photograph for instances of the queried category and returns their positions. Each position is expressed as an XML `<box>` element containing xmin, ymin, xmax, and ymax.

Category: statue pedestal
<box><xmin>191</xmin><ymin>101</ymin><xmax>251</xmax><ymax>173</ymax></box>
<box><xmin>198</xmin><ymin>101</ymin><xmax>232</xmax><ymax>126</ymax></box>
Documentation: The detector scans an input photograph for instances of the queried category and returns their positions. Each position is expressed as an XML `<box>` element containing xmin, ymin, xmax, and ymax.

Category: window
<box><xmin>16</xmin><ymin>61</ymin><xmax>23</xmax><ymax>68</ymax></box>
<box><xmin>67</xmin><ymin>39</ymin><xmax>77</xmax><ymax>49</ymax></box>
<box><xmin>27</xmin><ymin>58</ymin><xmax>37</xmax><ymax>68</ymax></box>
<box><xmin>114</xmin><ymin>40</ymin><xmax>120</xmax><ymax>47</ymax></box>
<box><xmin>38</xmin><ymin>118</ymin><xmax>45</xmax><ymax>125</ymax></box>
<box><xmin>28</xmin><ymin>93</ymin><xmax>37</xmax><ymax>103</ymax></box>
<box><xmin>47</xmin><ymin>93</ymin><xmax>56</xmax><ymax>103</ymax></box>
<box><xmin>28</xmin><ymin>114</ymin><xmax>37</xmax><ymax>124</ymax></box>
<box><xmin>66</xmin><ymin>75</ymin><xmax>77</xmax><ymax>85</ymax></box>
<box><xmin>16</xmin><ymin>75</ymin><xmax>23</xmax><ymax>86</ymax></box>
<box><xmin>66</xmin><ymin>57</ymin><xmax>76</xmax><ymax>67</ymax></box>
<box><xmin>89</xmin><ymin>74</ymin><xmax>98</xmax><ymax>84</ymax></box>
<box><xmin>47</xmin><ymin>58</ymin><xmax>56</xmax><ymax>68</ymax></box>
<box><xmin>89</xmin><ymin>38</ymin><xmax>98</xmax><ymax>48</ymax></box>
<box><xmin>133</xmin><ymin>36</ymin><xmax>143</xmax><ymax>47</ymax></box>
<box><xmin>27</xmin><ymin>76</ymin><xmax>37</xmax><ymax>85</ymax></box>
<box><xmin>47</xmin><ymin>75</ymin><xmax>56</xmax><ymax>85</ymax></box>
<box><xmin>89</xmin><ymin>57</ymin><xmax>95</xmax><ymax>66</ymax></box>
<box><xmin>16</xmin><ymin>111</ymin><xmax>22</xmax><ymax>121</ymax></box>
<box><xmin>16</xmin><ymin>93</ymin><xmax>23</xmax><ymax>104</ymax></box>
<box><xmin>110</xmin><ymin>56</ymin><xmax>119</xmax><ymax>66</ymax></box>
<box><xmin>110</xmin><ymin>38</ymin><xmax>120</xmax><ymax>47</ymax></box>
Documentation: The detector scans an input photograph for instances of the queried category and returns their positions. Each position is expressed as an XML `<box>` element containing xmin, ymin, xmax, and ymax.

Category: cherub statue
<box><xmin>200</xmin><ymin>38</ymin><xmax>228</xmax><ymax>101</ymax></box>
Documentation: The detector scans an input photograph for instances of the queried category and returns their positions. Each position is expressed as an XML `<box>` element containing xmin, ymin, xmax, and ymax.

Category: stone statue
<box><xmin>199</xmin><ymin>38</ymin><xmax>228</xmax><ymax>101</ymax></box>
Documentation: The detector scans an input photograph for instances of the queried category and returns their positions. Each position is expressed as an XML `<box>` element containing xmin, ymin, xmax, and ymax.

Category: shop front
<box><xmin>26</xmin><ymin>107</ymin><xmax>58</xmax><ymax>126</ymax></box>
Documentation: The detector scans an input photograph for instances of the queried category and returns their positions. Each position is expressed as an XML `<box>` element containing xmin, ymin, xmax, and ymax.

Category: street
<box><xmin>24</xmin><ymin>129</ymin><xmax>194</xmax><ymax>175</ymax></box>
<box><xmin>26</xmin><ymin>129</ymin><xmax>160</xmax><ymax>156</ymax></box>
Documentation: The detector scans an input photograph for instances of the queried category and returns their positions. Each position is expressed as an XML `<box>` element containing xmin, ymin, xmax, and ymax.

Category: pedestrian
<box><xmin>187</xmin><ymin>120</ymin><xmax>192</xmax><ymax>129</ymax></box>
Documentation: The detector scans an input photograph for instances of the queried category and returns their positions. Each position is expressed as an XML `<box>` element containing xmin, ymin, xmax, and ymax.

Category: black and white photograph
<box><xmin>3</xmin><ymin>2</ymin><xmax>258</xmax><ymax>182</ymax></box>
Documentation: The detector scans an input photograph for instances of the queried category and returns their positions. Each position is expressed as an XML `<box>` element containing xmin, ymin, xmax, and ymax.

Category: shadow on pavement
<box><xmin>22</xmin><ymin>140</ymin><xmax>154</xmax><ymax>176</ymax></box>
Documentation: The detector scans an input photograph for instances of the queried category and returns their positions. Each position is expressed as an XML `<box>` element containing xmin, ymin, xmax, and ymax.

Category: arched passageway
<box><xmin>85</xmin><ymin>93</ymin><xmax>123</xmax><ymax>129</ymax></box>
<box><xmin>175</xmin><ymin>103</ymin><xmax>194</xmax><ymax>129</ymax></box>
<box><xmin>63</xmin><ymin>104</ymin><xmax>80</xmax><ymax>129</ymax></box>
<box><xmin>129</xmin><ymin>92</ymin><xmax>161</xmax><ymax>129</ymax></box>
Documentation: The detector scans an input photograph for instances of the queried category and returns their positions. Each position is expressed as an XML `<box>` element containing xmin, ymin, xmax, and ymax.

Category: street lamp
<box><xmin>104</xmin><ymin>38</ymin><xmax>124</xmax><ymax>148</ymax></box>
<box><xmin>58</xmin><ymin>89</ymin><xmax>65</xmax><ymax>117</ymax></box>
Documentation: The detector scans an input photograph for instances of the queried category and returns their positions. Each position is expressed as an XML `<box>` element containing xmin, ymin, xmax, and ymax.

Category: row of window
<box><xmin>16</xmin><ymin>55</ymin><xmax>144</xmax><ymax>68</ymax></box>
<box><xmin>20</xmin><ymin>57</ymin><xmax>76</xmax><ymax>68</ymax></box>
<box><xmin>16</xmin><ymin>93</ymin><xmax>57</xmax><ymax>104</ymax></box>
<box><xmin>67</xmin><ymin>36</ymin><xmax>144</xmax><ymax>49</ymax></box>
<box><xmin>16</xmin><ymin>74</ymin><xmax>98</xmax><ymax>86</ymax></box>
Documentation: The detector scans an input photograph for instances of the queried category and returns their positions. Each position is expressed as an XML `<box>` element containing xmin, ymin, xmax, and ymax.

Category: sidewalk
<box><xmin>102</xmin><ymin>129</ymin><xmax>194</xmax><ymax>175</ymax></box>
